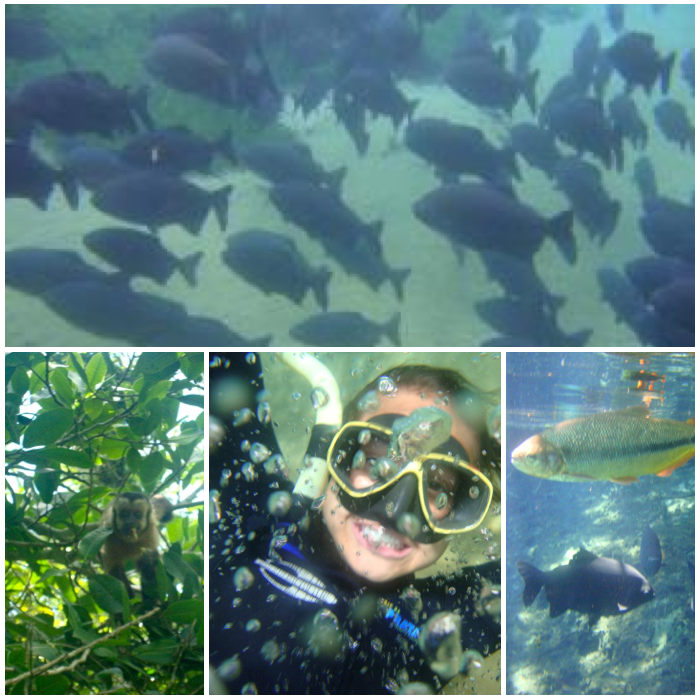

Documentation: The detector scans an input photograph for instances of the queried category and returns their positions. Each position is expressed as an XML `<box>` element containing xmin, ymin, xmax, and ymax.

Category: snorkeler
<box><xmin>210</xmin><ymin>353</ymin><xmax>501</xmax><ymax>694</ymax></box>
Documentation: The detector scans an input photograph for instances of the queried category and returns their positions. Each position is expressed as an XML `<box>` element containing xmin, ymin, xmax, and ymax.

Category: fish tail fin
<box><xmin>546</xmin><ymin>293</ymin><xmax>567</xmax><ymax>314</ymax></box>
<box><xmin>385</xmin><ymin>312</ymin><xmax>402</xmax><ymax>347</ymax></box>
<box><xmin>517</xmin><ymin>561</ymin><xmax>544</xmax><ymax>606</ymax></box>
<box><xmin>179</xmin><ymin>251</ymin><xmax>204</xmax><ymax>288</ymax></box>
<box><xmin>216</xmin><ymin>128</ymin><xmax>238</xmax><ymax>167</ymax></box>
<box><xmin>312</xmin><ymin>265</ymin><xmax>332</xmax><ymax>312</ymax></box>
<box><xmin>390</xmin><ymin>268</ymin><xmax>411</xmax><ymax>302</ymax></box>
<box><xmin>546</xmin><ymin>209</ymin><xmax>576</xmax><ymax>265</ymax></box>
<box><xmin>407</xmin><ymin>97</ymin><xmax>421</xmax><ymax>123</ymax></box>
<box><xmin>210</xmin><ymin>185</ymin><xmax>234</xmax><ymax>232</ymax></box>
<box><xmin>522</xmin><ymin>69</ymin><xmax>539</xmax><ymax>115</ymax></box>
<box><xmin>57</xmin><ymin>169</ymin><xmax>79</xmax><ymax>210</ymax></box>
<box><xmin>660</xmin><ymin>52</ymin><xmax>676</xmax><ymax>94</ymax></box>
<box><xmin>131</xmin><ymin>85</ymin><xmax>154</xmax><ymax>131</ymax></box>
<box><xmin>504</xmin><ymin>145</ymin><xmax>521</xmax><ymax>180</ymax></box>
<box><xmin>603</xmin><ymin>200</ymin><xmax>622</xmax><ymax>244</ymax></box>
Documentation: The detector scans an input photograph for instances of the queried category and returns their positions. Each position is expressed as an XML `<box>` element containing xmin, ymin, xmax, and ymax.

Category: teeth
<box><xmin>361</xmin><ymin>524</ymin><xmax>405</xmax><ymax>550</ymax></box>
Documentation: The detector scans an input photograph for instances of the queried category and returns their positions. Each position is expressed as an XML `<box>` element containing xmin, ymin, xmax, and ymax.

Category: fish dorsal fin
<box><xmin>613</xmin><ymin>405</ymin><xmax>650</xmax><ymax>418</ymax></box>
<box><xmin>571</xmin><ymin>548</ymin><xmax>597</xmax><ymax>566</ymax></box>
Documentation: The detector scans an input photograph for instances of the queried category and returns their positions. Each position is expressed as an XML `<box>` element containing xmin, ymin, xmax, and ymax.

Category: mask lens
<box><xmin>420</xmin><ymin>458</ymin><xmax>492</xmax><ymax>532</ymax></box>
<box><xmin>330</xmin><ymin>425</ymin><xmax>394</xmax><ymax>493</ymax></box>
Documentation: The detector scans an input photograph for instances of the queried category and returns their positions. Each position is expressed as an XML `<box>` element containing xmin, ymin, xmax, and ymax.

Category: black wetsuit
<box><xmin>210</xmin><ymin>353</ymin><xmax>500</xmax><ymax>694</ymax></box>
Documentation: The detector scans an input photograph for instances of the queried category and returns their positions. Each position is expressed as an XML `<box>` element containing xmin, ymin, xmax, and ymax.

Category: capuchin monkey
<box><xmin>100</xmin><ymin>492</ymin><xmax>173</xmax><ymax>605</ymax></box>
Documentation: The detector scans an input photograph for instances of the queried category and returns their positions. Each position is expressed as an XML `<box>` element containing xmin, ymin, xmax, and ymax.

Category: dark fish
<box><xmin>6</xmin><ymin>142</ymin><xmax>78</xmax><ymax>210</ymax></box>
<box><xmin>413</xmin><ymin>182</ymin><xmax>576</xmax><ymax>264</ymax></box>
<box><xmin>598</xmin><ymin>268</ymin><xmax>662</xmax><ymax>346</ymax></box>
<box><xmin>650</xmin><ymin>280</ymin><xmax>695</xmax><ymax>335</ymax></box>
<box><xmin>222</xmin><ymin>230</ymin><xmax>332</xmax><ymax>310</ymax></box>
<box><xmin>572</xmin><ymin>24</ymin><xmax>600</xmax><ymax>90</ymax></box>
<box><xmin>633</xmin><ymin>156</ymin><xmax>657</xmax><ymax>200</ymax></box>
<box><xmin>625</xmin><ymin>256</ymin><xmax>694</xmax><ymax>300</ymax></box>
<box><xmin>479</xmin><ymin>250</ymin><xmax>565</xmax><ymax>313</ymax></box>
<box><xmin>552</xmin><ymin>156</ymin><xmax>621</xmax><ymax>245</ymax></box>
<box><xmin>121</xmin><ymin>127</ymin><xmax>237</xmax><ymax>174</ymax></box>
<box><xmin>84</xmin><ymin>227</ymin><xmax>203</xmax><ymax>287</ymax></box>
<box><xmin>6</xmin><ymin>248</ymin><xmax>113</xmax><ymax>296</ymax></box>
<box><xmin>294</xmin><ymin>71</ymin><xmax>333</xmax><ymax>117</ymax></box>
<box><xmin>445</xmin><ymin>56</ymin><xmax>538</xmax><ymax>115</ymax></box>
<box><xmin>475</xmin><ymin>298</ymin><xmax>591</xmax><ymax>347</ymax></box>
<box><xmin>15</xmin><ymin>71</ymin><xmax>151</xmax><ymax>136</ymax></box>
<box><xmin>269</xmin><ymin>183</ymin><xmax>408</xmax><ymax>299</ymax></box>
<box><xmin>405</xmin><ymin>118</ymin><xmax>519</xmax><ymax>186</ymax></box>
<box><xmin>144</xmin><ymin>34</ymin><xmax>235</xmax><ymax>106</ymax></box>
<box><xmin>290</xmin><ymin>312</ymin><xmax>401</xmax><ymax>347</ymax></box>
<box><xmin>43</xmin><ymin>280</ymin><xmax>190</xmax><ymax>345</ymax></box>
<box><xmin>509</xmin><ymin>122</ymin><xmax>561</xmax><ymax>179</ymax></box>
<box><xmin>606</xmin><ymin>5</ymin><xmax>625</xmax><ymax>33</ymax></box>
<box><xmin>681</xmin><ymin>49</ymin><xmax>694</xmax><ymax>94</ymax></box>
<box><xmin>58</xmin><ymin>142</ymin><xmax>134</xmax><ymax>192</ymax></box>
<box><xmin>639</xmin><ymin>524</ymin><xmax>662</xmax><ymax>577</ymax></box>
<box><xmin>654</xmin><ymin>99</ymin><xmax>694</xmax><ymax>153</ymax></box>
<box><xmin>640</xmin><ymin>196</ymin><xmax>694</xmax><ymax>259</ymax></box>
<box><xmin>607</xmin><ymin>32</ymin><xmax>675</xmax><ymax>94</ymax></box>
<box><xmin>332</xmin><ymin>88</ymin><xmax>370</xmax><ymax>155</ymax></box>
<box><xmin>512</xmin><ymin>14</ymin><xmax>542</xmax><ymax>75</ymax></box>
<box><xmin>609</xmin><ymin>93</ymin><xmax>648</xmax><ymax>150</ymax></box>
<box><xmin>337</xmin><ymin>68</ymin><xmax>419</xmax><ymax>129</ymax></box>
<box><xmin>92</xmin><ymin>172</ymin><xmax>232</xmax><ymax>235</ymax></box>
<box><xmin>518</xmin><ymin>549</ymin><xmax>654</xmax><ymax>619</ymax></box>
<box><xmin>547</xmin><ymin>96</ymin><xmax>623</xmax><ymax>171</ymax></box>
<box><xmin>238</xmin><ymin>142</ymin><xmax>345</xmax><ymax>192</ymax></box>
<box><xmin>539</xmin><ymin>75</ymin><xmax>586</xmax><ymax>128</ymax></box>
<box><xmin>269</xmin><ymin>182</ymin><xmax>381</xmax><ymax>252</ymax></box>
<box><xmin>6</xmin><ymin>16</ymin><xmax>65</xmax><ymax>63</ymax></box>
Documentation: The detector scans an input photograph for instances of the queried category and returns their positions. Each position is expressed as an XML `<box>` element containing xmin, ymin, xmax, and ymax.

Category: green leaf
<box><xmin>68</xmin><ymin>352</ymin><xmax>89</xmax><ymax>387</ymax></box>
<box><xmin>180</xmin><ymin>353</ymin><xmax>204</xmax><ymax>380</ymax></box>
<box><xmin>140</xmin><ymin>379</ymin><xmax>172</xmax><ymax>407</ymax></box>
<box><xmin>89</xmin><ymin>574</ymin><xmax>129</xmax><ymax>615</ymax></box>
<box><xmin>134</xmin><ymin>352</ymin><xmax>180</xmax><ymax>376</ymax></box>
<box><xmin>133</xmin><ymin>639</ymin><xmax>179</xmax><ymax>664</ymax></box>
<box><xmin>83</xmin><ymin>397</ymin><xmax>105</xmax><ymax>420</ymax></box>
<box><xmin>97</xmin><ymin>438</ymin><xmax>128</xmax><ymax>459</ymax></box>
<box><xmin>169</xmin><ymin>425</ymin><xmax>204</xmax><ymax>445</ymax></box>
<box><xmin>85</xmin><ymin>353</ymin><xmax>107</xmax><ymax>389</ymax></box>
<box><xmin>178</xmin><ymin>393</ymin><xmax>204</xmax><ymax>408</ymax></box>
<box><xmin>35</xmin><ymin>674</ymin><xmax>71</xmax><ymax>694</ymax></box>
<box><xmin>126</xmin><ymin>448</ymin><xmax>142</xmax><ymax>472</ymax></box>
<box><xmin>49</xmin><ymin>367</ymin><xmax>74</xmax><ymax>406</ymax></box>
<box><xmin>34</xmin><ymin>468</ymin><xmax>60</xmax><ymax>504</ymax></box>
<box><xmin>22</xmin><ymin>408</ymin><xmax>74</xmax><ymax>448</ymax></box>
<box><xmin>10</xmin><ymin>367</ymin><xmax>30</xmax><ymax>397</ymax></box>
<box><xmin>140</xmin><ymin>452</ymin><xmax>166</xmax><ymax>491</ymax></box>
<box><xmin>79</xmin><ymin>527</ymin><xmax>112</xmax><ymax>560</ymax></box>
<box><xmin>163</xmin><ymin>599</ymin><xmax>204</xmax><ymax>627</ymax></box>
<box><xmin>21</xmin><ymin>447</ymin><xmax>93</xmax><ymax>470</ymax></box>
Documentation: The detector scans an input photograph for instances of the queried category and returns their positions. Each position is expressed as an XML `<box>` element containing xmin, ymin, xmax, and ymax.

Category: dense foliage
<box><xmin>5</xmin><ymin>351</ymin><xmax>204</xmax><ymax>695</ymax></box>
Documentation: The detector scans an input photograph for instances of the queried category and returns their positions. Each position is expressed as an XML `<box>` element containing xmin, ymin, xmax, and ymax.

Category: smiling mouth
<box><xmin>351</xmin><ymin>517</ymin><xmax>414</xmax><ymax>558</ymax></box>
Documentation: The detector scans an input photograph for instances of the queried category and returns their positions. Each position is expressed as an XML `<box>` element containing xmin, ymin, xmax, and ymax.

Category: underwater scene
<box><xmin>5</xmin><ymin>4</ymin><xmax>695</xmax><ymax>347</ymax></box>
<box><xmin>506</xmin><ymin>352</ymin><xmax>695</xmax><ymax>695</ymax></box>
<box><xmin>209</xmin><ymin>352</ymin><xmax>501</xmax><ymax>693</ymax></box>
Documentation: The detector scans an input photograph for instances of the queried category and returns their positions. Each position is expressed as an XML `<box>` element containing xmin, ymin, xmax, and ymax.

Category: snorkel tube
<box><xmin>279</xmin><ymin>353</ymin><xmax>342</xmax><ymax>501</ymax></box>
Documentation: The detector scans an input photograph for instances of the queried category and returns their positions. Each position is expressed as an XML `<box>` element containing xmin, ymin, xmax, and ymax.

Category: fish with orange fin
<box><xmin>511</xmin><ymin>405</ymin><xmax>694</xmax><ymax>484</ymax></box>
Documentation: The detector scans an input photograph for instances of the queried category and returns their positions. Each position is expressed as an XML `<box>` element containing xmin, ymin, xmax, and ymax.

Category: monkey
<box><xmin>100</xmin><ymin>492</ymin><xmax>173</xmax><ymax>606</ymax></box>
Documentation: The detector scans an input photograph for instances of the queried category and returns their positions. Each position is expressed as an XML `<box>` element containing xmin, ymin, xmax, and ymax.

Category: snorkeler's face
<box><xmin>322</xmin><ymin>387</ymin><xmax>481</xmax><ymax>583</ymax></box>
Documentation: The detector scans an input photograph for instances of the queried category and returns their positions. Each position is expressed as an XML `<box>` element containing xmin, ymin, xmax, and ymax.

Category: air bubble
<box><xmin>435</xmin><ymin>492</ymin><xmax>448</xmax><ymax>510</ymax></box>
<box><xmin>250</xmin><ymin>442</ymin><xmax>272</xmax><ymax>464</ymax></box>
<box><xmin>245</xmin><ymin>353</ymin><xmax>257</xmax><ymax>365</ymax></box>
<box><xmin>310</xmin><ymin>387</ymin><xmax>329</xmax><ymax>409</ymax></box>
<box><xmin>234</xmin><ymin>567</ymin><xmax>254</xmax><ymax>591</ymax></box>
<box><xmin>233</xmin><ymin>407</ymin><xmax>254</xmax><ymax>427</ymax></box>
<box><xmin>257</xmin><ymin>401</ymin><xmax>271</xmax><ymax>425</ymax></box>
<box><xmin>267</xmin><ymin>491</ymin><xmax>293</xmax><ymax>517</ymax></box>
<box><xmin>469</xmin><ymin>485</ymin><xmax>480</xmax><ymax>499</ymax></box>
<box><xmin>352</xmin><ymin>450</ymin><xmax>367</xmax><ymax>469</ymax></box>
<box><xmin>358</xmin><ymin>429</ymin><xmax>372</xmax><ymax>445</ymax></box>
<box><xmin>246</xmin><ymin>619</ymin><xmax>261</xmax><ymax>632</ymax></box>
<box><xmin>378</xmin><ymin>376</ymin><xmax>397</xmax><ymax>396</ymax></box>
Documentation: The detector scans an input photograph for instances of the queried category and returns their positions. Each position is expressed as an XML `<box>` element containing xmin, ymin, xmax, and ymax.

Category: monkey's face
<box><xmin>115</xmin><ymin>497</ymin><xmax>150</xmax><ymax>542</ymax></box>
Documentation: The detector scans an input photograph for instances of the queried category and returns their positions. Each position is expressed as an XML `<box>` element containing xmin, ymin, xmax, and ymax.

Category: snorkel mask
<box><xmin>327</xmin><ymin>407</ymin><xmax>493</xmax><ymax>544</ymax></box>
<box><xmin>280</xmin><ymin>354</ymin><xmax>493</xmax><ymax>545</ymax></box>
